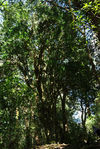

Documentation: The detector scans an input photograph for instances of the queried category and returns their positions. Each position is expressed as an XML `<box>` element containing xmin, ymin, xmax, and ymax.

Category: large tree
<box><xmin>0</xmin><ymin>0</ymin><xmax>99</xmax><ymax>148</ymax></box>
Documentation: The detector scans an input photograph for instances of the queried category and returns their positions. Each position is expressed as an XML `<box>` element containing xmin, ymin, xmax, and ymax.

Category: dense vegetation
<box><xmin>0</xmin><ymin>0</ymin><xmax>100</xmax><ymax>149</ymax></box>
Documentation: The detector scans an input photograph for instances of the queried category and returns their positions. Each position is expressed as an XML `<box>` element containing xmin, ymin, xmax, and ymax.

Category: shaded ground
<box><xmin>85</xmin><ymin>140</ymin><xmax>100</xmax><ymax>149</ymax></box>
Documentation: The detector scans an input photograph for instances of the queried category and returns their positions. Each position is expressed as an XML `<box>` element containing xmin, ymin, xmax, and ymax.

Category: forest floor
<box><xmin>35</xmin><ymin>140</ymin><xmax>100</xmax><ymax>149</ymax></box>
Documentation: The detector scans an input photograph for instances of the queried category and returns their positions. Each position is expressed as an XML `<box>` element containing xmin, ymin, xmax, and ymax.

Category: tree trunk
<box><xmin>61</xmin><ymin>92</ymin><xmax>66</xmax><ymax>143</ymax></box>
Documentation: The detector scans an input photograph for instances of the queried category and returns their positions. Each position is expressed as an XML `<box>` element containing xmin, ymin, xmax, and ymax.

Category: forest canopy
<box><xmin>0</xmin><ymin>0</ymin><xmax>100</xmax><ymax>149</ymax></box>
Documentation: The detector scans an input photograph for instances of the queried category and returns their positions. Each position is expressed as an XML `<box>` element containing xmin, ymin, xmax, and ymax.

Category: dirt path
<box><xmin>35</xmin><ymin>140</ymin><xmax>100</xmax><ymax>149</ymax></box>
<box><xmin>36</xmin><ymin>143</ymin><xmax>71</xmax><ymax>149</ymax></box>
